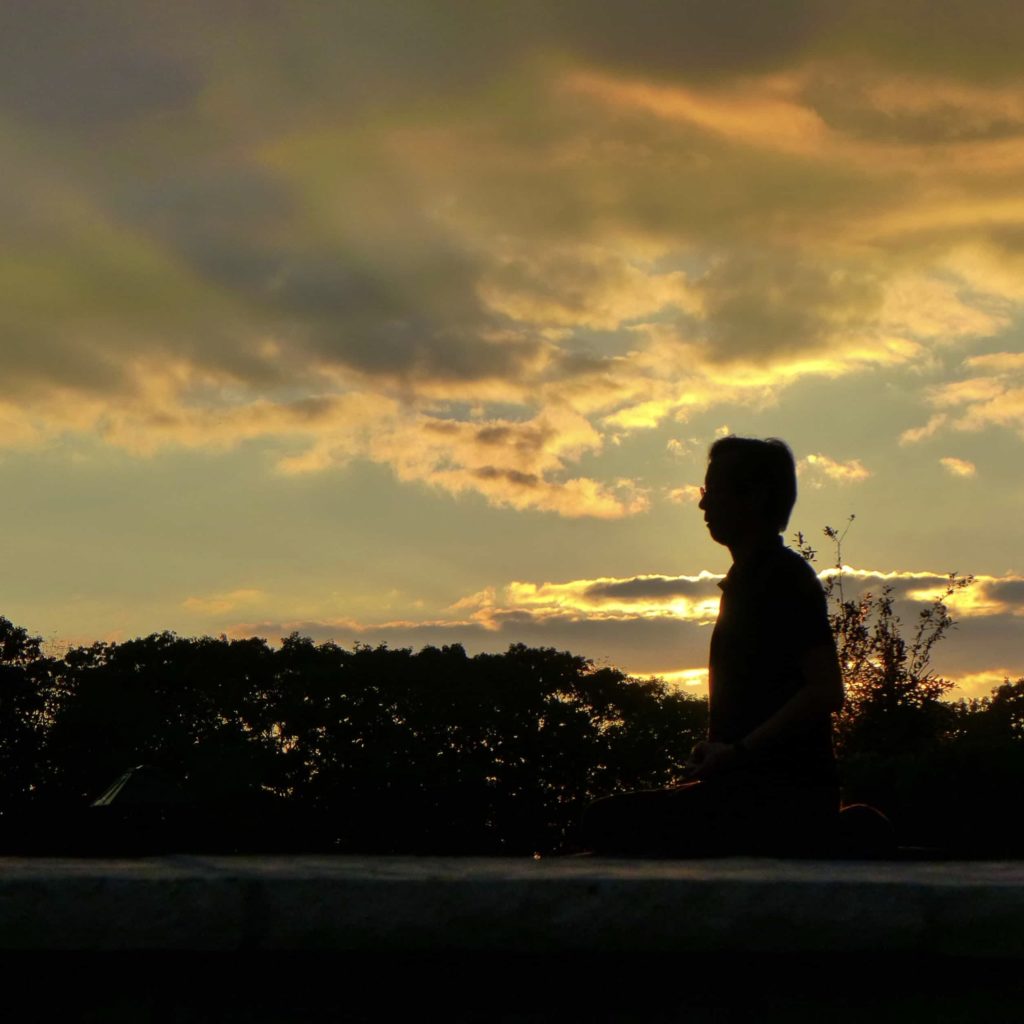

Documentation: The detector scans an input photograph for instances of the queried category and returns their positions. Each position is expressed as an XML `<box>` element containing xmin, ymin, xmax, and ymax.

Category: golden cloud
<box><xmin>477</xmin><ymin>242</ymin><xmax>701</xmax><ymax>330</ymax></box>
<box><xmin>948</xmin><ymin>669</ymin><xmax>1022</xmax><ymax>701</ymax></box>
<box><xmin>841</xmin><ymin>570</ymin><xmax>1024</xmax><ymax>619</ymax></box>
<box><xmin>900</xmin><ymin>414</ymin><xmax>948</xmax><ymax>445</ymax></box>
<box><xmin>911</xmin><ymin>354</ymin><xmax>1024</xmax><ymax>439</ymax></box>
<box><xmin>562</xmin><ymin>69</ymin><xmax>829</xmax><ymax>157</ymax></box>
<box><xmin>645</xmin><ymin>668</ymin><xmax>710</xmax><ymax>689</ymax></box>
<box><xmin>939</xmin><ymin>456</ymin><xmax>977</xmax><ymax>478</ymax></box>
<box><xmin>666</xmin><ymin>485</ymin><xmax>702</xmax><ymax>505</ymax></box>
<box><xmin>452</xmin><ymin>572</ymin><xmax>724</xmax><ymax>628</ymax></box>
<box><xmin>799</xmin><ymin>453</ymin><xmax>871</xmax><ymax>487</ymax></box>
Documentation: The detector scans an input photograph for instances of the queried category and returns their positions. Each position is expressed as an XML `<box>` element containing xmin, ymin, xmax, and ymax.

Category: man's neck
<box><xmin>727</xmin><ymin>530</ymin><xmax>781</xmax><ymax>567</ymax></box>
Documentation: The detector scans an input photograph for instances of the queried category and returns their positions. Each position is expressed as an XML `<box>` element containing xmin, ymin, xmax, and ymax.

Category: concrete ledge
<box><xmin>0</xmin><ymin>855</ymin><xmax>1022</xmax><ymax>956</ymax></box>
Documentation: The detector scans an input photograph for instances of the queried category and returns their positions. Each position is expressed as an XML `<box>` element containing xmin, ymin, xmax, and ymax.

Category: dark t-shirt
<box><xmin>708</xmin><ymin>537</ymin><xmax>838</xmax><ymax>789</ymax></box>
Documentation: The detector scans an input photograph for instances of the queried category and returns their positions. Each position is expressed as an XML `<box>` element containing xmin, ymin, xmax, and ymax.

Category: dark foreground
<box><xmin>0</xmin><ymin>855</ymin><xmax>1021</xmax><ymax>1021</ymax></box>
<box><xmin>3</xmin><ymin>950</ymin><xmax>1020</xmax><ymax>1023</ymax></box>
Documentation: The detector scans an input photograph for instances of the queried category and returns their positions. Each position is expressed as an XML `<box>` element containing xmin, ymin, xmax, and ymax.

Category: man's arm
<box><xmin>685</xmin><ymin>642</ymin><xmax>843</xmax><ymax>779</ymax></box>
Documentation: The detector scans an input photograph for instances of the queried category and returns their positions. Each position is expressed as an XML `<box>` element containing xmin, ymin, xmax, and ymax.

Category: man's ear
<box><xmin>739</xmin><ymin>485</ymin><xmax>768</xmax><ymax>519</ymax></box>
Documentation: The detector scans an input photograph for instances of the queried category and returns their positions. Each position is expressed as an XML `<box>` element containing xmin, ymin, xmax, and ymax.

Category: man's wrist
<box><xmin>732</xmin><ymin>739</ymin><xmax>751</xmax><ymax>763</ymax></box>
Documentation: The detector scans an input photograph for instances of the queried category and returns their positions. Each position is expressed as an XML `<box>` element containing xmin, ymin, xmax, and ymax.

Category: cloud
<box><xmin>695</xmin><ymin>254</ymin><xmax>883</xmax><ymax>363</ymax></box>
<box><xmin>466</xmin><ymin>573</ymin><xmax>724</xmax><ymax>625</ymax></box>
<box><xmin>666</xmin><ymin>437</ymin><xmax>699</xmax><ymax>459</ymax></box>
<box><xmin>900</xmin><ymin>414</ymin><xmax>948</xmax><ymax>445</ymax></box>
<box><xmin>966</xmin><ymin>352</ymin><xmax>1024</xmax><ymax>372</ymax></box>
<box><xmin>248</xmin><ymin>565</ymin><xmax>1024</xmax><ymax>645</ymax></box>
<box><xmin>218</xmin><ymin>562</ymin><xmax>1024</xmax><ymax>695</ymax></box>
<box><xmin>4</xmin><ymin>1</ymin><xmax>1024</xmax><ymax>524</ymax></box>
<box><xmin>911</xmin><ymin>352</ymin><xmax>1024</xmax><ymax>439</ymax></box>
<box><xmin>477</xmin><ymin>243</ymin><xmax>700</xmax><ymax>330</ymax></box>
<box><xmin>948</xmin><ymin>669</ymin><xmax>1022</xmax><ymax>701</ymax></box>
<box><xmin>645</xmin><ymin>668</ymin><xmax>710</xmax><ymax>689</ymax></box>
<box><xmin>982</xmin><ymin>578</ymin><xmax>1024</xmax><ymax>604</ymax></box>
<box><xmin>823</xmin><ymin>568</ymin><xmax>1024</xmax><ymax>622</ymax></box>
<box><xmin>939</xmin><ymin>456</ymin><xmax>977</xmax><ymax>478</ymax></box>
<box><xmin>666</xmin><ymin>485</ymin><xmax>702</xmax><ymax>505</ymax></box>
<box><xmin>583</xmin><ymin>575</ymin><xmax>721</xmax><ymax>602</ymax></box>
<box><xmin>276</xmin><ymin>400</ymin><xmax>651</xmax><ymax>518</ymax></box>
<box><xmin>0</xmin><ymin>5</ymin><xmax>204</xmax><ymax>128</ymax></box>
<box><xmin>563</xmin><ymin>69</ymin><xmax>830</xmax><ymax>157</ymax></box>
<box><xmin>798</xmin><ymin>453</ymin><xmax>871</xmax><ymax>487</ymax></box>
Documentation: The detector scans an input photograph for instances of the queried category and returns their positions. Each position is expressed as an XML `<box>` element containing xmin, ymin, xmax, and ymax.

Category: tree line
<box><xmin>0</xmin><ymin>533</ymin><xmax>1020</xmax><ymax>855</ymax></box>
<box><xmin>0</xmin><ymin>622</ymin><xmax>707</xmax><ymax>854</ymax></box>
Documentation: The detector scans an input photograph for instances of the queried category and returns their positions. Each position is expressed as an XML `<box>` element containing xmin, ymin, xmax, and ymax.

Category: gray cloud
<box><xmin>584</xmin><ymin>576</ymin><xmax>718</xmax><ymax>601</ymax></box>
<box><xmin>805</xmin><ymin>77</ymin><xmax>1024</xmax><ymax>146</ymax></box>
<box><xmin>0</xmin><ymin>4</ymin><xmax>202</xmax><ymax>127</ymax></box>
<box><xmin>473</xmin><ymin>467</ymin><xmax>540</xmax><ymax>488</ymax></box>
<box><xmin>822</xmin><ymin>573</ymin><xmax>959</xmax><ymax>605</ymax></box>
<box><xmin>108</xmin><ymin>160</ymin><xmax>537</xmax><ymax>385</ymax></box>
<box><xmin>980</xmin><ymin>579</ymin><xmax>1024</xmax><ymax>604</ymax></box>
<box><xmin>549</xmin><ymin>0</ymin><xmax>833</xmax><ymax>81</ymax></box>
<box><xmin>697</xmin><ymin>255</ymin><xmax>883</xmax><ymax>362</ymax></box>
<box><xmin>932</xmin><ymin>613</ymin><xmax>1024</xmax><ymax>680</ymax></box>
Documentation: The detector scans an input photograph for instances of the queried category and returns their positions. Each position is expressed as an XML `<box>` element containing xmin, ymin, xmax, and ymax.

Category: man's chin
<box><xmin>705</xmin><ymin>523</ymin><xmax>728</xmax><ymax>545</ymax></box>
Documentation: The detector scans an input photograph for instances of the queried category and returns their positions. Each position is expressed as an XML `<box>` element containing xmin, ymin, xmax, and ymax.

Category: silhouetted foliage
<box><xmin>0</xmin><ymin>617</ymin><xmax>53</xmax><ymax>808</ymax></box>
<box><xmin>0</xmin><ymin>623</ymin><xmax>707</xmax><ymax>854</ymax></box>
<box><xmin>794</xmin><ymin>521</ymin><xmax>1022</xmax><ymax>853</ymax></box>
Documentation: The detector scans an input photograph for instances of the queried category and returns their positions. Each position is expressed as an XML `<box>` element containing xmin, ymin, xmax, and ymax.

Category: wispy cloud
<box><xmin>908</xmin><ymin>352</ymin><xmax>1024</xmax><ymax>441</ymax></box>
<box><xmin>183</xmin><ymin>588</ymin><xmax>266</xmax><ymax>616</ymax></box>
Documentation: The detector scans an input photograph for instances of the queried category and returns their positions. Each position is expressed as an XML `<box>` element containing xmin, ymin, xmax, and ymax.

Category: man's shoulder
<box><xmin>762</xmin><ymin>544</ymin><xmax>825</xmax><ymax>594</ymax></box>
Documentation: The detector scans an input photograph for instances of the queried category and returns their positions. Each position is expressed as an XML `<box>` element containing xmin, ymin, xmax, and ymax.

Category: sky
<box><xmin>2</xmin><ymin>1</ymin><xmax>1024</xmax><ymax>699</ymax></box>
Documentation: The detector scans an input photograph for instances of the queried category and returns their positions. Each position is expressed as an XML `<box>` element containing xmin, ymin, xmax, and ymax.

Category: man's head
<box><xmin>698</xmin><ymin>436</ymin><xmax>797</xmax><ymax>546</ymax></box>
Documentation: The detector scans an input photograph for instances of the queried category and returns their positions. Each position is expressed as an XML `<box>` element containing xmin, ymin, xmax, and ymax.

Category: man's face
<box><xmin>698</xmin><ymin>456</ymin><xmax>755</xmax><ymax>547</ymax></box>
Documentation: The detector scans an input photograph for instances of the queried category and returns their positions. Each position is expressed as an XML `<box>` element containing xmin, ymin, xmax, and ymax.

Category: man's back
<box><xmin>709</xmin><ymin>537</ymin><xmax>837</xmax><ymax>789</ymax></box>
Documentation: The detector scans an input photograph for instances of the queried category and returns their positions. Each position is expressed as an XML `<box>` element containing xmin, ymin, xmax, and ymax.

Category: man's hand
<box><xmin>683</xmin><ymin>740</ymin><xmax>743</xmax><ymax>780</ymax></box>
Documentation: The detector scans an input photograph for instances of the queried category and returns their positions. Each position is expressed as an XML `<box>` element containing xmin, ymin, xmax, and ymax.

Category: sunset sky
<box><xmin>3</xmin><ymin>1</ymin><xmax>1024</xmax><ymax>698</ymax></box>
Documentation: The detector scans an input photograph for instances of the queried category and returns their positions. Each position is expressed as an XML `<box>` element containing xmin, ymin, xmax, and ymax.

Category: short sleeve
<box><xmin>789</xmin><ymin>561</ymin><xmax>834</xmax><ymax>652</ymax></box>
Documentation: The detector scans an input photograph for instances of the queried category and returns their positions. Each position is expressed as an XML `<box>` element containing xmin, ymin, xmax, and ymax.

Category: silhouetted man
<box><xmin>581</xmin><ymin>436</ymin><xmax>844</xmax><ymax>855</ymax></box>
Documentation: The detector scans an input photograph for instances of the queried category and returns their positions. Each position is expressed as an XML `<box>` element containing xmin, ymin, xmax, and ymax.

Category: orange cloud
<box><xmin>948</xmin><ymin>669</ymin><xmax>1022</xmax><ymax>701</ymax></box>
<box><xmin>563</xmin><ymin>69</ymin><xmax>829</xmax><ymax>157</ymax></box>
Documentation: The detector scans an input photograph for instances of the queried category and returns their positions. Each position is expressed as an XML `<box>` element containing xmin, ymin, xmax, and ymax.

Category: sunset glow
<box><xmin>2</xmin><ymin>2</ymin><xmax>1023</xmax><ymax>700</ymax></box>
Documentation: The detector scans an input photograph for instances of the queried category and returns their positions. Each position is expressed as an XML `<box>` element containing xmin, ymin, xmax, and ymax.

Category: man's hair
<box><xmin>707</xmin><ymin>436</ymin><xmax>797</xmax><ymax>532</ymax></box>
